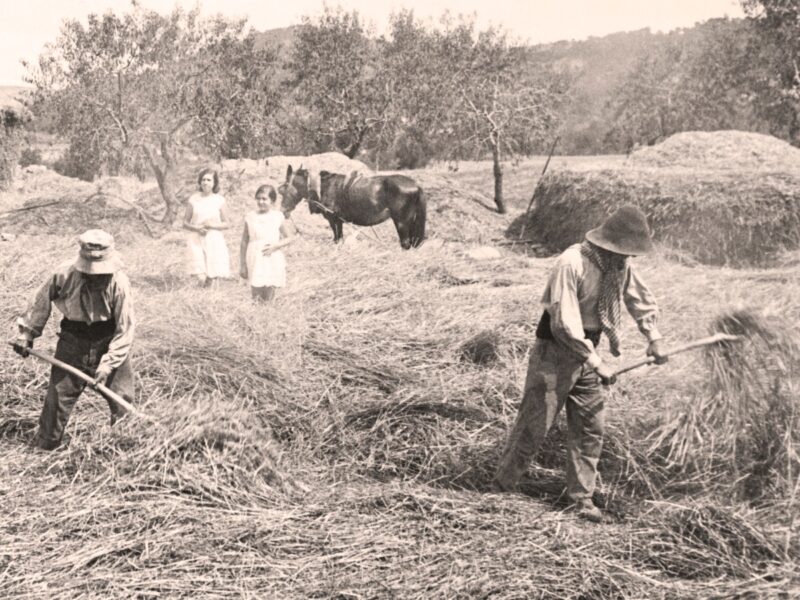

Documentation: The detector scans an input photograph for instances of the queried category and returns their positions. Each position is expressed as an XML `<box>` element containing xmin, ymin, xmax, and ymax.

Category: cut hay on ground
<box><xmin>2</xmin><ymin>154</ymin><xmax>799</xmax><ymax>597</ymax></box>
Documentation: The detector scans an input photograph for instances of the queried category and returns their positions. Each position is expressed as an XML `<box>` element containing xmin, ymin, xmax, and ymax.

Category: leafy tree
<box><xmin>448</xmin><ymin>31</ymin><xmax>563</xmax><ymax>213</ymax></box>
<box><xmin>0</xmin><ymin>111</ymin><xmax>23</xmax><ymax>189</ymax></box>
<box><xmin>606</xmin><ymin>19</ymin><xmax>776</xmax><ymax>150</ymax></box>
<box><xmin>741</xmin><ymin>0</ymin><xmax>800</xmax><ymax>143</ymax></box>
<box><xmin>418</xmin><ymin>18</ymin><xmax>564</xmax><ymax>213</ymax></box>
<box><xmin>378</xmin><ymin>13</ymin><xmax>564</xmax><ymax>212</ymax></box>
<box><xmin>287</xmin><ymin>8</ymin><xmax>387</xmax><ymax>158</ymax></box>
<box><xmin>26</xmin><ymin>2</ymin><xmax>280</xmax><ymax>223</ymax></box>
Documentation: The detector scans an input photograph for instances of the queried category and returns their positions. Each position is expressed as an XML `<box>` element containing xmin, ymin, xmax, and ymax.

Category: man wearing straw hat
<box><xmin>493</xmin><ymin>206</ymin><xmax>667</xmax><ymax>522</ymax></box>
<box><xmin>13</xmin><ymin>229</ymin><xmax>135</xmax><ymax>450</ymax></box>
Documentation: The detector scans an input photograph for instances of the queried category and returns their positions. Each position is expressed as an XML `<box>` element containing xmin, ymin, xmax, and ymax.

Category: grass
<box><xmin>0</xmin><ymin>155</ymin><xmax>798</xmax><ymax>598</ymax></box>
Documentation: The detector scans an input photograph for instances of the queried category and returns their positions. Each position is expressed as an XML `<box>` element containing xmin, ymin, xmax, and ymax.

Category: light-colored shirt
<box><xmin>17</xmin><ymin>261</ymin><xmax>135</xmax><ymax>370</ymax></box>
<box><xmin>541</xmin><ymin>244</ymin><xmax>661</xmax><ymax>368</ymax></box>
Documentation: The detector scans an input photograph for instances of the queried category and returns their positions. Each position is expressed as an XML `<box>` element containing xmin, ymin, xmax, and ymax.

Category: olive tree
<box><xmin>26</xmin><ymin>3</ymin><xmax>280</xmax><ymax>223</ymax></box>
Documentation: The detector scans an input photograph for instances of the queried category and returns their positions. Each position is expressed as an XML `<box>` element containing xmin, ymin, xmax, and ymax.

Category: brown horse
<box><xmin>280</xmin><ymin>165</ymin><xmax>426</xmax><ymax>249</ymax></box>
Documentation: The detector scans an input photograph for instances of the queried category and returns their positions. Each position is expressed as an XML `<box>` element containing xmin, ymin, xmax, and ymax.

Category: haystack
<box><xmin>628</xmin><ymin>130</ymin><xmax>800</xmax><ymax>172</ymax></box>
<box><xmin>262</xmin><ymin>151</ymin><xmax>371</xmax><ymax>185</ymax></box>
<box><xmin>524</xmin><ymin>131</ymin><xmax>800</xmax><ymax>267</ymax></box>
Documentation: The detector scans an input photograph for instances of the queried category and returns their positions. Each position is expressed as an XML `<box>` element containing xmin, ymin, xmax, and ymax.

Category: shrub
<box><xmin>391</xmin><ymin>129</ymin><xmax>434</xmax><ymax>169</ymax></box>
<box><xmin>0</xmin><ymin>112</ymin><xmax>22</xmax><ymax>189</ymax></box>
<box><xmin>18</xmin><ymin>147</ymin><xmax>42</xmax><ymax>168</ymax></box>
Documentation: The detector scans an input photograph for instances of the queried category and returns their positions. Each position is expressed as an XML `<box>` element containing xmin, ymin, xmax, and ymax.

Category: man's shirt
<box><xmin>540</xmin><ymin>244</ymin><xmax>661</xmax><ymax>368</ymax></box>
<box><xmin>18</xmin><ymin>262</ymin><xmax>135</xmax><ymax>370</ymax></box>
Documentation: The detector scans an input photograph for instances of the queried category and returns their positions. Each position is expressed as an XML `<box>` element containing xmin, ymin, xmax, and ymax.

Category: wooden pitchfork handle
<box><xmin>8</xmin><ymin>341</ymin><xmax>154</xmax><ymax>423</ymax></box>
<box><xmin>613</xmin><ymin>333</ymin><xmax>741</xmax><ymax>377</ymax></box>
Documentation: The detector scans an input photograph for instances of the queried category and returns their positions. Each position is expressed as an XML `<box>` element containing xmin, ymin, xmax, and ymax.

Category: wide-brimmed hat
<box><xmin>74</xmin><ymin>229</ymin><xmax>123</xmax><ymax>274</ymax></box>
<box><xmin>585</xmin><ymin>205</ymin><xmax>654</xmax><ymax>256</ymax></box>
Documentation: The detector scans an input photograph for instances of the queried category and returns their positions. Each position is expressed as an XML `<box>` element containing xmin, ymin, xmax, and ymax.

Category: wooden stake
<box><xmin>518</xmin><ymin>136</ymin><xmax>560</xmax><ymax>240</ymax></box>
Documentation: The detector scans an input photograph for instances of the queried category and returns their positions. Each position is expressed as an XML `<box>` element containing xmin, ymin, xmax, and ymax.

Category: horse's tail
<box><xmin>409</xmin><ymin>186</ymin><xmax>426</xmax><ymax>248</ymax></box>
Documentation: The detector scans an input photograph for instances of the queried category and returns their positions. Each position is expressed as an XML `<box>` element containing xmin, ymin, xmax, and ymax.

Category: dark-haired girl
<box><xmin>239</xmin><ymin>181</ymin><xmax>296</xmax><ymax>301</ymax></box>
<box><xmin>183</xmin><ymin>168</ymin><xmax>231</xmax><ymax>287</ymax></box>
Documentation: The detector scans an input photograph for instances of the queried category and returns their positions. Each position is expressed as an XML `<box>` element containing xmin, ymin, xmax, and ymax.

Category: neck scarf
<box><xmin>580</xmin><ymin>241</ymin><xmax>627</xmax><ymax>356</ymax></box>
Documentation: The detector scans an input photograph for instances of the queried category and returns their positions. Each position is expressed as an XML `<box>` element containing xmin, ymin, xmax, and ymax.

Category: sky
<box><xmin>0</xmin><ymin>0</ymin><xmax>745</xmax><ymax>86</ymax></box>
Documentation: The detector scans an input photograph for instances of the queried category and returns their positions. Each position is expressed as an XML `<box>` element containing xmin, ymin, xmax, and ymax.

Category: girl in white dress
<box><xmin>183</xmin><ymin>168</ymin><xmax>232</xmax><ymax>287</ymax></box>
<box><xmin>239</xmin><ymin>182</ymin><xmax>296</xmax><ymax>301</ymax></box>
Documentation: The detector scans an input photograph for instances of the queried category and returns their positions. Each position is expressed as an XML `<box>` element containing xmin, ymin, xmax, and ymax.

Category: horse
<box><xmin>280</xmin><ymin>165</ymin><xmax>426</xmax><ymax>249</ymax></box>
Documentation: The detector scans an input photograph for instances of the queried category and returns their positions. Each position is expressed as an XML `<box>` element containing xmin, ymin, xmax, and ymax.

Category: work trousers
<box><xmin>35</xmin><ymin>330</ymin><xmax>134</xmax><ymax>450</ymax></box>
<box><xmin>494</xmin><ymin>337</ymin><xmax>604</xmax><ymax>501</ymax></box>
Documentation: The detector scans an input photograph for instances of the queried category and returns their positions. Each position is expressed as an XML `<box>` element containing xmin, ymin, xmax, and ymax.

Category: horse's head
<box><xmin>279</xmin><ymin>164</ymin><xmax>312</xmax><ymax>215</ymax></box>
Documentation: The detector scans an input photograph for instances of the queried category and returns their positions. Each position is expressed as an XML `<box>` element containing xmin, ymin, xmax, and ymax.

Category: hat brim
<box><xmin>585</xmin><ymin>228</ymin><xmax>654</xmax><ymax>256</ymax></box>
<box><xmin>74</xmin><ymin>251</ymin><xmax>123</xmax><ymax>274</ymax></box>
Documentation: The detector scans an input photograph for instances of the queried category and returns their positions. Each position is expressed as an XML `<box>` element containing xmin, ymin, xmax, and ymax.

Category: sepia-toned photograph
<box><xmin>1</xmin><ymin>0</ymin><xmax>798</xmax><ymax>597</ymax></box>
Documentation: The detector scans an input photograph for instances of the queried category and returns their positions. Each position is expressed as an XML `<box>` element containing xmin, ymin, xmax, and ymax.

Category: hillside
<box><xmin>521</xmin><ymin>29</ymin><xmax>670</xmax><ymax>153</ymax></box>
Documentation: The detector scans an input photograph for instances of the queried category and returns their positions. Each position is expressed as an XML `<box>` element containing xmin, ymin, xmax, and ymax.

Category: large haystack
<box><xmin>264</xmin><ymin>152</ymin><xmax>372</xmax><ymax>181</ymax></box>
<box><xmin>628</xmin><ymin>130</ymin><xmax>800</xmax><ymax>172</ymax></box>
<box><xmin>524</xmin><ymin>131</ymin><xmax>800</xmax><ymax>267</ymax></box>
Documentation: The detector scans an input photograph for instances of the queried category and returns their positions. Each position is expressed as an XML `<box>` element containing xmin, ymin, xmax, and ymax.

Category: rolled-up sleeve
<box><xmin>546</xmin><ymin>258</ymin><xmax>602</xmax><ymax>368</ymax></box>
<box><xmin>98</xmin><ymin>272</ymin><xmax>135</xmax><ymax>370</ymax></box>
<box><xmin>623</xmin><ymin>266</ymin><xmax>662</xmax><ymax>342</ymax></box>
<box><xmin>17</xmin><ymin>275</ymin><xmax>59</xmax><ymax>340</ymax></box>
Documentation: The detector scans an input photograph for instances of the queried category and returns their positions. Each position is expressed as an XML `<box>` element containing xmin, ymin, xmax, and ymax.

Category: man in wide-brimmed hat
<box><xmin>493</xmin><ymin>206</ymin><xmax>667</xmax><ymax>522</ymax></box>
<box><xmin>13</xmin><ymin>229</ymin><xmax>135</xmax><ymax>450</ymax></box>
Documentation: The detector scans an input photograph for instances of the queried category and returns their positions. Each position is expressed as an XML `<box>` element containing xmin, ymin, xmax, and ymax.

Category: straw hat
<box><xmin>74</xmin><ymin>229</ymin><xmax>123</xmax><ymax>274</ymax></box>
<box><xmin>585</xmin><ymin>205</ymin><xmax>654</xmax><ymax>256</ymax></box>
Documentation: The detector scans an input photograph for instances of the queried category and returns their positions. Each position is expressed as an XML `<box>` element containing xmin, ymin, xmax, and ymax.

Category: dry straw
<box><xmin>643</xmin><ymin>308</ymin><xmax>799</xmax><ymax>504</ymax></box>
<box><xmin>526</xmin><ymin>167</ymin><xmax>800</xmax><ymax>267</ymax></box>
<box><xmin>2</xmin><ymin>157</ymin><xmax>798</xmax><ymax>597</ymax></box>
<box><xmin>524</xmin><ymin>131</ymin><xmax>800</xmax><ymax>267</ymax></box>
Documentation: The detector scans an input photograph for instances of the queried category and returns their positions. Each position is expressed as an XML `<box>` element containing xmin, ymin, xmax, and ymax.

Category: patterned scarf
<box><xmin>580</xmin><ymin>241</ymin><xmax>627</xmax><ymax>356</ymax></box>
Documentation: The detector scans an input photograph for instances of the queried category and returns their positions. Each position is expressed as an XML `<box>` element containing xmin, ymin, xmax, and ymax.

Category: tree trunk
<box><xmin>491</xmin><ymin>142</ymin><xmax>506</xmax><ymax>214</ymax></box>
<box><xmin>144</xmin><ymin>137</ymin><xmax>181</xmax><ymax>226</ymax></box>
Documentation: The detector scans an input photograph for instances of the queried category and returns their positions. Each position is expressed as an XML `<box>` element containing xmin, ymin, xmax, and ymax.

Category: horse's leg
<box><xmin>391</xmin><ymin>215</ymin><xmax>412</xmax><ymax>249</ymax></box>
<box><xmin>408</xmin><ymin>188</ymin><xmax>426</xmax><ymax>248</ymax></box>
<box><xmin>326</xmin><ymin>215</ymin><xmax>340</xmax><ymax>243</ymax></box>
<box><xmin>335</xmin><ymin>218</ymin><xmax>344</xmax><ymax>243</ymax></box>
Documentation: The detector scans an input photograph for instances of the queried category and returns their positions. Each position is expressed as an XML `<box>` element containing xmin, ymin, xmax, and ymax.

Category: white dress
<box><xmin>245</xmin><ymin>210</ymin><xmax>286</xmax><ymax>288</ymax></box>
<box><xmin>187</xmin><ymin>193</ymin><xmax>231</xmax><ymax>278</ymax></box>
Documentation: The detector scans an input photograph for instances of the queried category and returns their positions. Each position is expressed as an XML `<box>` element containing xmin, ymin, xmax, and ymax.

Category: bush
<box><xmin>391</xmin><ymin>130</ymin><xmax>434</xmax><ymax>169</ymax></box>
<box><xmin>18</xmin><ymin>147</ymin><xmax>42</xmax><ymax>168</ymax></box>
<box><xmin>0</xmin><ymin>113</ymin><xmax>22</xmax><ymax>189</ymax></box>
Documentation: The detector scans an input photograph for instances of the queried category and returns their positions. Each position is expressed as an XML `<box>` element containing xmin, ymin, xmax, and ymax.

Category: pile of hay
<box><xmin>644</xmin><ymin>308</ymin><xmax>800</xmax><ymax>502</ymax></box>
<box><xmin>3</xmin><ymin>177</ymin><xmax>799</xmax><ymax>597</ymax></box>
<box><xmin>261</xmin><ymin>151</ymin><xmax>371</xmax><ymax>181</ymax></box>
<box><xmin>628</xmin><ymin>130</ymin><xmax>800</xmax><ymax>172</ymax></box>
<box><xmin>525</xmin><ymin>164</ymin><xmax>800</xmax><ymax>267</ymax></box>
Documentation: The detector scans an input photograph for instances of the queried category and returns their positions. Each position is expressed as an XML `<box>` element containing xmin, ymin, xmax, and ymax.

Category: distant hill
<box><xmin>0</xmin><ymin>86</ymin><xmax>30</xmax><ymax>112</ymax></box>
<box><xmin>254</xmin><ymin>25</ymin><xmax>298</xmax><ymax>55</ymax></box>
<box><xmin>0</xmin><ymin>86</ymin><xmax>32</xmax><ymax>122</ymax></box>
<box><xmin>521</xmin><ymin>29</ymin><xmax>670</xmax><ymax>153</ymax></box>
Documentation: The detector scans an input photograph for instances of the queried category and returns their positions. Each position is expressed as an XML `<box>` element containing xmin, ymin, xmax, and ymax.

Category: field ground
<box><xmin>0</xmin><ymin>155</ymin><xmax>797</xmax><ymax>598</ymax></box>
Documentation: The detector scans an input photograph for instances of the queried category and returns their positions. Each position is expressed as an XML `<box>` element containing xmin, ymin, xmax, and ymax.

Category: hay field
<box><xmin>0</xmin><ymin>156</ymin><xmax>798</xmax><ymax>598</ymax></box>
